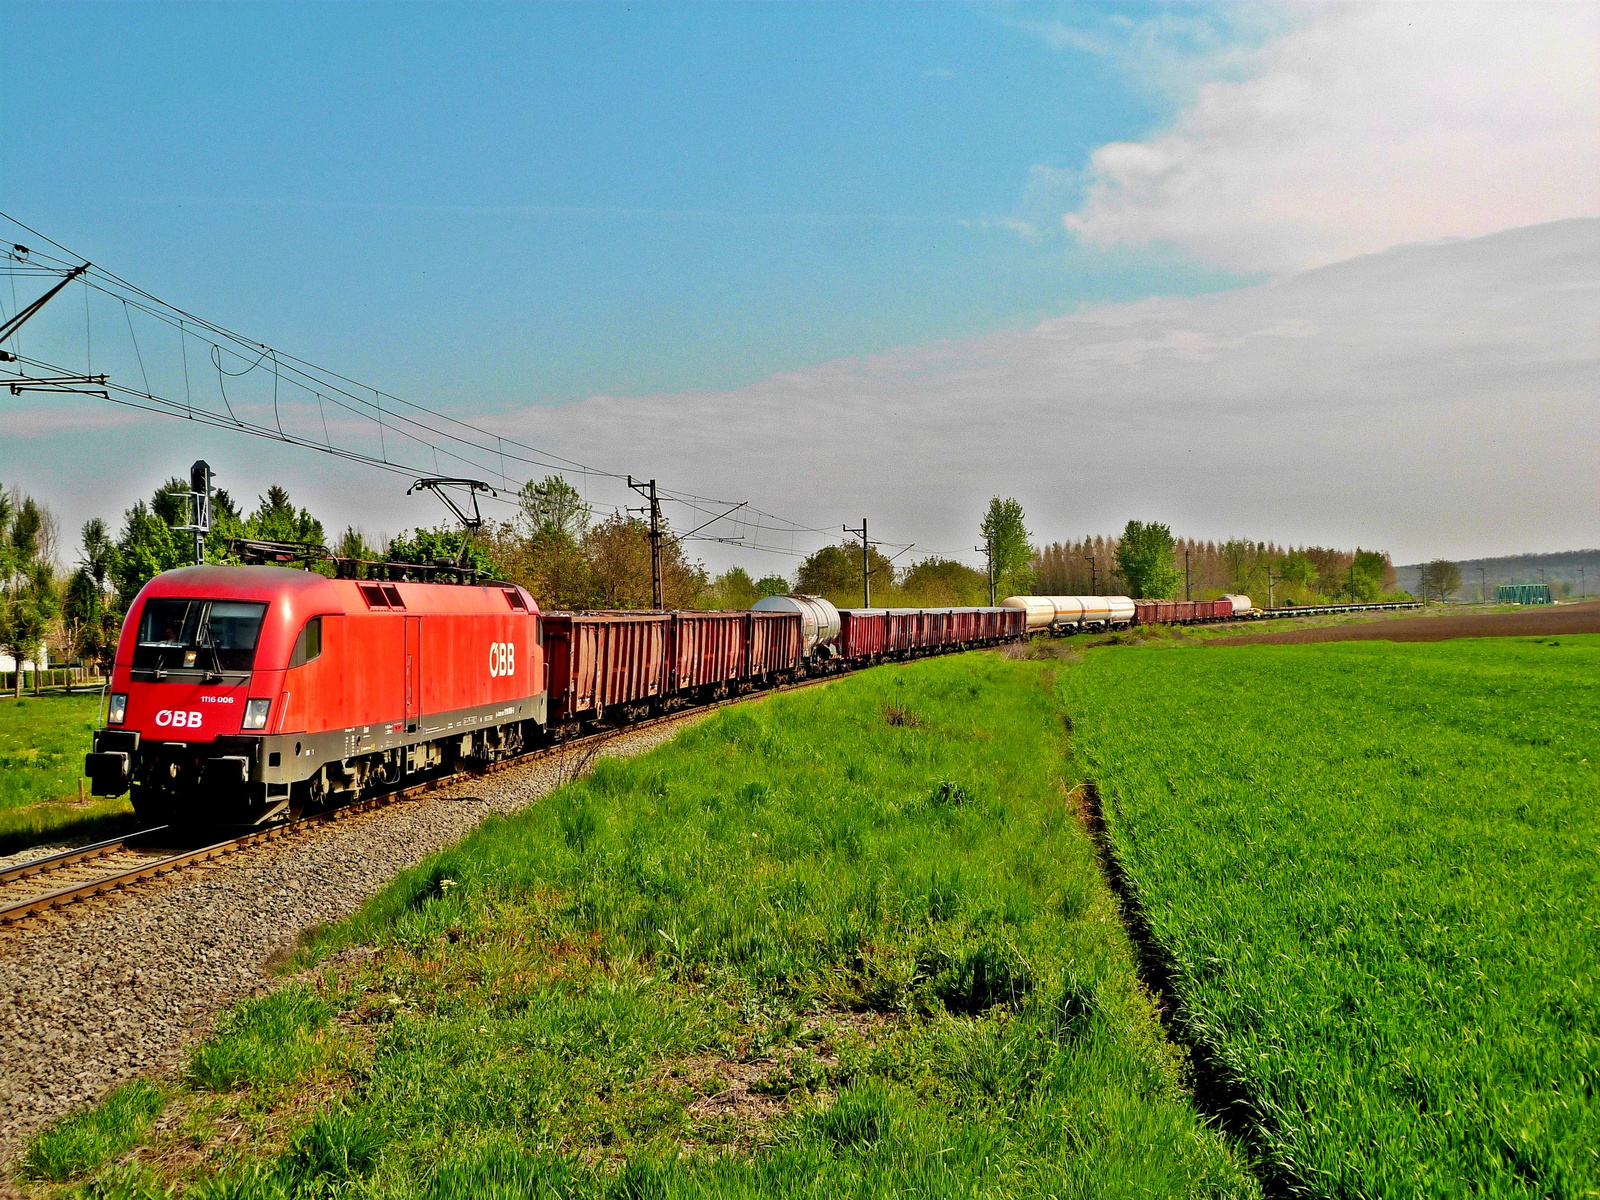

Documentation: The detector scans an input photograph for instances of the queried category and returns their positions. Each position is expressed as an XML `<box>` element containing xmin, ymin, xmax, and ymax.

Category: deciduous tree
<box><xmin>0</xmin><ymin>490</ymin><xmax>60</xmax><ymax>696</ymax></box>
<box><xmin>243</xmin><ymin>485</ymin><xmax>325</xmax><ymax>547</ymax></box>
<box><xmin>1421</xmin><ymin>559</ymin><xmax>1462</xmax><ymax>603</ymax></box>
<box><xmin>796</xmin><ymin>542</ymin><xmax>895</xmax><ymax>606</ymax></box>
<box><xmin>63</xmin><ymin>518</ymin><xmax>121</xmax><ymax>672</ymax></box>
<box><xmin>387</xmin><ymin>527</ymin><xmax>504</xmax><ymax>579</ymax></box>
<box><xmin>900</xmin><ymin>557</ymin><xmax>987</xmax><ymax>606</ymax></box>
<box><xmin>980</xmin><ymin>497</ymin><xmax>1033</xmax><ymax>596</ymax></box>
<box><xmin>755</xmin><ymin>575</ymin><xmax>789</xmax><ymax>598</ymax></box>
<box><xmin>1115</xmin><ymin>520</ymin><xmax>1180</xmax><ymax>599</ymax></box>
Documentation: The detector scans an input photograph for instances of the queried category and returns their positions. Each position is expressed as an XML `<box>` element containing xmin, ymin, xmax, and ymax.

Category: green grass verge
<box><xmin>33</xmin><ymin>654</ymin><xmax>1259</xmax><ymax>1197</ymax></box>
<box><xmin>1064</xmin><ymin>635</ymin><xmax>1600</xmax><ymax>1197</ymax></box>
<box><xmin>20</xmin><ymin>1081</ymin><xmax>165</xmax><ymax>1182</ymax></box>
<box><xmin>0</xmin><ymin>691</ymin><xmax>137</xmax><ymax>856</ymax></box>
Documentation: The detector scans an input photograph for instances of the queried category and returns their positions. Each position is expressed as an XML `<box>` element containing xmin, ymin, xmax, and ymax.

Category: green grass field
<box><xmin>0</xmin><ymin>692</ymin><xmax>135</xmax><ymax>856</ymax></box>
<box><xmin>22</xmin><ymin>655</ymin><xmax>1258</xmax><ymax>1197</ymax></box>
<box><xmin>1064</xmin><ymin>635</ymin><xmax>1600</xmax><ymax>1197</ymax></box>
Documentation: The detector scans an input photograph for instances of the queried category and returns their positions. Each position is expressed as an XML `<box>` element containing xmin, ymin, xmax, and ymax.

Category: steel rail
<box><xmin>0</xmin><ymin>826</ymin><xmax>169</xmax><ymax>886</ymax></box>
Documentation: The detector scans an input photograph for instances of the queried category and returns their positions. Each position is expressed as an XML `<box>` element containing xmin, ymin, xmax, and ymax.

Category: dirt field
<box><xmin>1216</xmin><ymin>601</ymin><xmax>1600</xmax><ymax>645</ymax></box>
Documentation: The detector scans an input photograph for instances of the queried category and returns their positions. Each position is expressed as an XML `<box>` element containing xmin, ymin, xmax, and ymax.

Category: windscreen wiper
<box><xmin>200</xmin><ymin>603</ymin><xmax>226</xmax><ymax>683</ymax></box>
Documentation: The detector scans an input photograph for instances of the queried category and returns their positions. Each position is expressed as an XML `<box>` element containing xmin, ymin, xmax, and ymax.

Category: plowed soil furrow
<box><xmin>1217</xmin><ymin>601</ymin><xmax>1600</xmax><ymax>645</ymax></box>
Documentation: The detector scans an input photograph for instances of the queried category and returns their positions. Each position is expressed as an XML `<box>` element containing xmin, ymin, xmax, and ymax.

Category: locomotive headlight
<box><xmin>107</xmin><ymin>693</ymin><xmax>128</xmax><ymax>726</ymax></box>
<box><xmin>242</xmin><ymin>698</ymin><xmax>271</xmax><ymax>730</ymax></box>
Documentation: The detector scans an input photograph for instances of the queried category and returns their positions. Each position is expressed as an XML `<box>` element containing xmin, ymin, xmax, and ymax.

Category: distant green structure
<box><xmin>1496</xmin><ymin>583</ymin><xmax>1552</xmax><ymax>605</ymax></box>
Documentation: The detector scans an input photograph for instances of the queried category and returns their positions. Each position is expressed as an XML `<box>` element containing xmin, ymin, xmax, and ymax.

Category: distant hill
<box><xmin>1395</xmin><ymin>550</ymin><xmax>1600</xmax><ymax>601</ymax></box>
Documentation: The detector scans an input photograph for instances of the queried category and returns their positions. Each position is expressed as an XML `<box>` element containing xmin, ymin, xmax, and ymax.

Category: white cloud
<box><xmin>505</xmin><ymin>220</ymin><xmax>1599</xmax><ymax>566</ymax></box>
<box><xmin>1</xmin><ymin>402</ymin><xmax>150</xmax><ymax>438</ymax></box>
<box><xmin>1061</xmin><ymin>3</ymin><xmax>1600</xmax><ymax>272</ymax></box>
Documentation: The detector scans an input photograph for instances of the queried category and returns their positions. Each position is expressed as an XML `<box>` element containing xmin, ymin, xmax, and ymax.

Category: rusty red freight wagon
<box><xmin>747</xmin><ymin>611</ymin><xmax>804</xmax><ymax>678</ymax></box>
<box><xmin>85</xmin><ymin>565</ymin><xmax>544</xmax><ymax>824</ymax></box>
<box><xmin>544</xmin><ymin>611</ymin><xmax>670</xmax><ymax>723</ymax></box>
<box><xmin>545</xmin><ymin>609</ymin><xmax>806</xmax><ymax>724</ymax></box>
<box><xmin>668</xmin><ymin>611</ymin><xmax>804</xmax><ymax>694</ymax></box>
<box><xmin>837</xmin><ymin>610</ymin><xmax>888</xmax><ymax>658</ymax></box>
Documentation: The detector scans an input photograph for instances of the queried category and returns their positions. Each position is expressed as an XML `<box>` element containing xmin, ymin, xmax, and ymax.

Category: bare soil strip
<box><xmin>1215</xmin><ymin>601</ymin><xmax>1600</xmax><ymax>645</ymax></box>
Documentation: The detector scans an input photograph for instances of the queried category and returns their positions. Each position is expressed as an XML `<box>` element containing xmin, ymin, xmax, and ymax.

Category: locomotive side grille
<box><xmin>357</xmin><ymin>583</ymin><xmax>408</xmax><ymax>611</ymax></box>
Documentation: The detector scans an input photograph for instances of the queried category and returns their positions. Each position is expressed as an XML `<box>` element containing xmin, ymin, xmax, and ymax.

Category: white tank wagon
<box><xmin>751</xmin><ymin>593</ymin><xmax>842</xmax><ymax>656</ymax></box>
<box><xmin>1000</xmin><ymin>596</ymin><xmax>1056</xmax><ymax>631</ymax></box>
<box><xmin>1001</xmin><ymin>595</ymin><xmax>1137</xmax><ymax>633</ymax></box>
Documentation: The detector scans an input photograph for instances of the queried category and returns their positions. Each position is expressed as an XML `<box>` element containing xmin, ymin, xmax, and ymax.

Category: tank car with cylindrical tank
<box><xmin>750</xmin><ymin>594</ymin><xmax>841</xmax><ymax>656</ymax></box>
<box><xmin>1000</xmin><ymin>595</ymin><xmax>1136</xmax><ymax>633</ymax></box>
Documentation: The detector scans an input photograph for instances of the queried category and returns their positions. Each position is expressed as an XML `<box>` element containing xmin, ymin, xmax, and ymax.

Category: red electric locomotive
<box><xmin>85</xmin><ymin>565</ymin><xmax>545</xmax><ymax>824</ymax></box>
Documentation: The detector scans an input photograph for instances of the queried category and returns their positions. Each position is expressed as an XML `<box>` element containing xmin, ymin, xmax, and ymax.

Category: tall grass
<box><xmin>1065</xmin><ymin>635</ymin><xmax>1600</xmax><ymax>1197</ymax></box>
<box><xmin>42</xmin><ymin>654</ymin><xmax>1259</xmax><ymax>1196</ymax></box>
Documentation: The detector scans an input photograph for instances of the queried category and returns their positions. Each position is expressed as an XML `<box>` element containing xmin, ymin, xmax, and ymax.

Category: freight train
<box><xmin>1001</xmin><ymin>593</ymin><xmax>1254</xmax><ymax>633</ymax></box>
<box><xmin>83</xmin><ymin>565</ymin><xmax>1028</xmax><ymax>826</ymax></box>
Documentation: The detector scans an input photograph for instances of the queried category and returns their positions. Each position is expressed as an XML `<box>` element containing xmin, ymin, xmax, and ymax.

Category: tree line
<box><xmin>0</xmin><ymin>470</ymin><xmax>1426</xmax><ymax>698</ymax></box>
<box><xmin>1034</xmin><ymin>524</ymin><xmax>1407</xmax><ymax>605</ymax></box>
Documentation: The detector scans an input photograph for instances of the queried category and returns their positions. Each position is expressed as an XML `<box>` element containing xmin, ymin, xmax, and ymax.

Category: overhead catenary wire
<box><xmin>0</xmin><ymin>208</ymin><xmax>980</xmax><ymax>571</ymax></box>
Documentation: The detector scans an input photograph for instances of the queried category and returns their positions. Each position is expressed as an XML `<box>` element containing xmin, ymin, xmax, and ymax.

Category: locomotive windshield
<box><xmin>133</xmin><ymin>599</ymin><xmax>268</xmax><ymax>675</ymax></box>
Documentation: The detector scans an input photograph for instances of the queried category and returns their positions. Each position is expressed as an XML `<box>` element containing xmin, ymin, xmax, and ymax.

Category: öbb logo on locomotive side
<box><xmin>488</xmin><ymin>642</ymin><xmax>517</xmax><ymax>679</ymax></box>
<box><xmin>155</xmin><ymin>709</ymin><xmax>204</xmax><ymax>728</ymax></box>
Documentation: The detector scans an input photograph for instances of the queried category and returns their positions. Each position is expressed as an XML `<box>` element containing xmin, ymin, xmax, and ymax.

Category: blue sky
<box><xmin>2</xmin><ymin>1</ymin><xmax>1595</xmax><ymax>565</ymax></box>
<box><xmin>0</xmin><ymin>2</ymin><xmax>1242</xmax><ymax>407</ymax></box>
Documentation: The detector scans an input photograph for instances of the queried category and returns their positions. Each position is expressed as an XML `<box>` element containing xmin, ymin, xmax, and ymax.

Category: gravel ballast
<box><xmin>0</xmin><ymin>715</ymin><xmax>708</xmax><ymax>1164</ymax></box>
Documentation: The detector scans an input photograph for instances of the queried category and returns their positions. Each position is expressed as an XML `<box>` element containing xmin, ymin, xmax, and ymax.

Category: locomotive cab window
<box><xmin>133</xmin><ymin>599</ymin><xmax>268</xmax><ymax>675</ymax></box>
<box><xmin>289</xmin><ymin>617</ymin><xmax>323</xmax><ymax>667</ymax></box>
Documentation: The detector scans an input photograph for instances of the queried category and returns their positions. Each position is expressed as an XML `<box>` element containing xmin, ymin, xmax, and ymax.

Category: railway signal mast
<box><xmin>174</xmin><ymin>460</ymin><xmax>213</xmax><ymax>566</ymax></box>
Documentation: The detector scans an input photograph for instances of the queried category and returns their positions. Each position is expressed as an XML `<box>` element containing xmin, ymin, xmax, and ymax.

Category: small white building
<box><xmin>0</xmin><ymin>649</ymin><xmax>50</xmax><ymax>673</ymax></box>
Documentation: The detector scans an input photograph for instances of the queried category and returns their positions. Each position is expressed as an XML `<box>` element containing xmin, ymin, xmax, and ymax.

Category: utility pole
<box><xmin>1083</xmin><ymin>554</ymin><xmax>1097</xmax><ymax>595</ymax></box>
<box><xmin>1264</xmin><ymin>561</ymin><xmax>1275</xmax><ymax>610</ymax></box>
<box><xmin>975</xmin><ymin>541</ymin><xmax>996</xmax><ymax>606</ymax></box>
<box><xmin>176</xmin><ymin>460</ymin><xmax>212</xmax><ymax>566</ymax></box>
<box><xmin>1184</xmin><ymin>547</ymin><xmax>1191</xmax><ymax>601</ymax></box>
<box><xmin>845</xmin><ymin>520</ymin><xmax>871</xmax><ymax>607</ymax></box>
<box><xmin>627</xmin><ymin>477</ymin><xmax>664</xmax><ymax>609</ymax></box>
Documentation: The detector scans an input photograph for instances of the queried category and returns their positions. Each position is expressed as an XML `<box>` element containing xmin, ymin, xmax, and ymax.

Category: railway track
<box><xmin>0</xmin><ymin>671</ymin><xmax>842</xmax><ymax>929</ymax></box>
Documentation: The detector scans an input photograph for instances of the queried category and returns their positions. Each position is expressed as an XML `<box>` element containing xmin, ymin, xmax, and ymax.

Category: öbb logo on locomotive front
<box><xmin>155</xmin><ymin>709</ymin><xmax>204</xmax><ymax>728</ymax></box>
<box><xmin>488</xmin><ymin>641</ymin><xmax>517</xmax><ymax>678</ymax></box>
